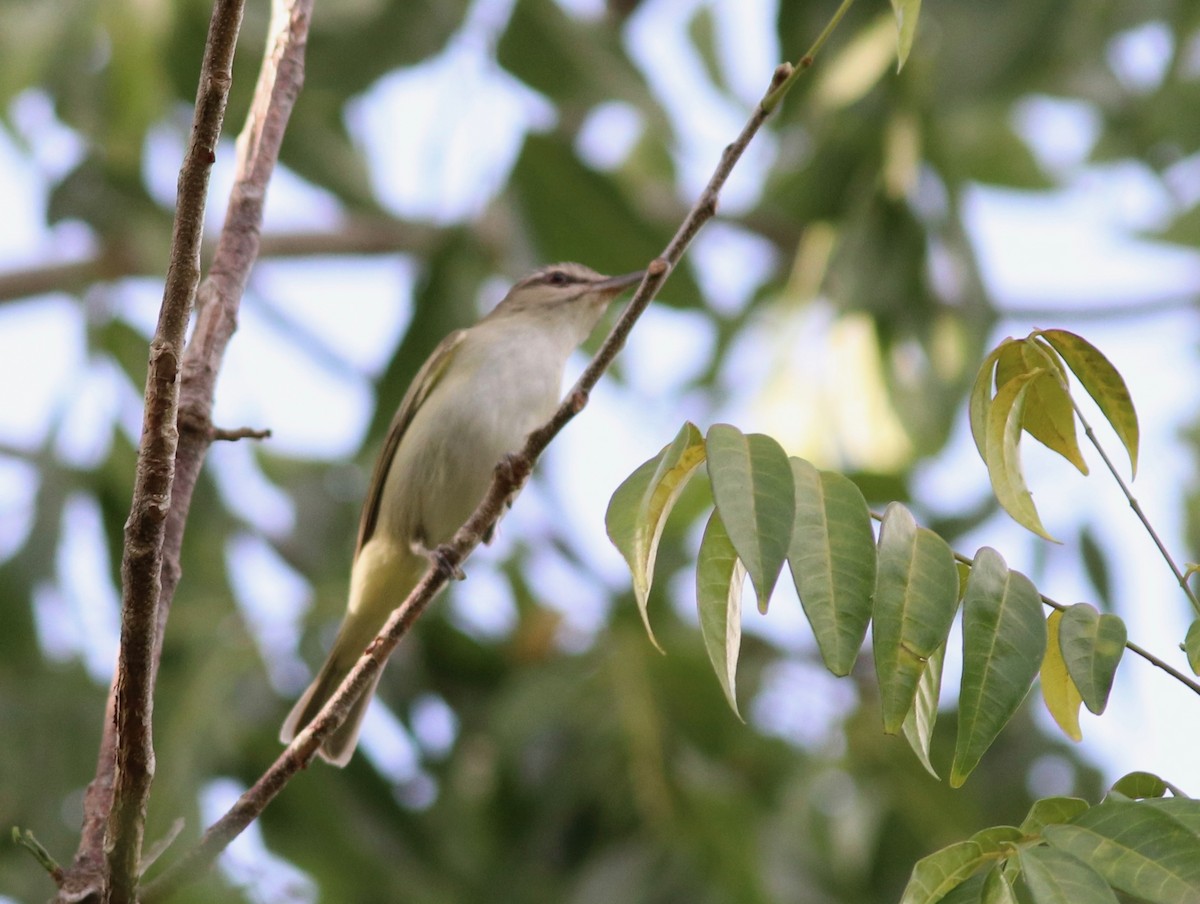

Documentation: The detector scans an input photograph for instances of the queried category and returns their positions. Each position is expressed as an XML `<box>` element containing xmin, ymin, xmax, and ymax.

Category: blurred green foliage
<box><xmin>1</xmin><ymin>0</ymin><xmax>1195</xmax><ymax>901</ymax></box>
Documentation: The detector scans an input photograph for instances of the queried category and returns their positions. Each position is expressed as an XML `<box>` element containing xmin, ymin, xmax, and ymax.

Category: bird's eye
<box><xmin>547</xmin><ymin>270</ymin><xmax>570</xmax><ymax>286</ymax></box>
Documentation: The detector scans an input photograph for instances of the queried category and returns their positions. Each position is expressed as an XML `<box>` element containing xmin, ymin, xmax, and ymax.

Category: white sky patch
<box><xmin>576</xmin><ymin>101</ymin><xmax>644</xmax><ymax>171</ymax></box>
<box><xmin>0</xmin><ymin>457</ymin><xmax>37</xmax><ymax>562</ymax></box>
<box><xmin>409</xmin><ymin>692</ymin><xmax>459</xmax><ymax>759</ymax></box>
<box><xmin>252</xmin><ymin>255</ymin><xmax>415</xmax><ymax>377</ymax></box>
<box><xmin>200</xmin><ymin>778</ymin><xmax>318</xmax><ymax>904</ymax></box>
<box><xmin>447</xmin><ymin>563</ymin><xmax>519</xmax><ymax>640</ymax></box>
<box><xmin>523</xmin><ymin>544</ymin><xmax>611</xmax><ymax>649</ymax></box>
<box><xmin>0</xmin><ymin>296</ymin><xmax>85</xmax><ymax>448</ymax></box>
<box><xmin>1107</xmin><ymin>20</ymin><xmax>1173</xmax><ymax>93</ymax></box>
<box><xmin>346</xmin><ymin>5</ymin><xmax>553</xmax><ymax>225</ymax></box>
<box><xmin>226</xmin><ymin>532</ymin><xmax>312</xmax><ymax>692</ymax></box>
<box><xmin>626</xmin><ymin>0</ymin><xmax>778</xmax><ymax>212</ymax></box>
<box><xmin>358</xmin><ymin>698</ymin><xmax>423</xmax><ymax>785</ymax></box>
<box><xmin>965</xmin><ymin>174</ymin><xmax>1200</xmax><ymax>306</ymax></box>
<box><xmin>687</xmin><ymin>222</ymin><xmax>778</xmax><ymax>314</ymax></box>
<box><xmin>214</xmin><ymin>296</ymin><xmax>375</xmax><ymax>459</ymax></box>
<box><xmin>53</xmin><ymin>356</ymin><xmax>121</xmax><ymax>469</ymax></box>
<box><xmin>1012</xmin><ymin>95</ymin><xmax>1101</xmax><ymax>175</ymax></box>
<box><xmin>31</xmin><ymin>494</ymin><xmax>120</xmax><ymax>682</ymax></box>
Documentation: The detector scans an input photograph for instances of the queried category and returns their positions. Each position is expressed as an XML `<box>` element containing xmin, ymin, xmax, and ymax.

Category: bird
<box><xmin>280</xmin><ymin>261</ymin><xmax>645</xmax><ymax>765</ymax></box>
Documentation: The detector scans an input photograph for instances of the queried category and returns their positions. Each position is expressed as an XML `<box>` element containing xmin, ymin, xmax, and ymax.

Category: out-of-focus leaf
<box><xmin>1020</xmin><ymin>797</ymin><xmax>1090</xmax><ymax>835</ymax></box>
<box><xmin>1079</xmin><ymin>526</ymin><xmax>1113</xmax><ymax>612</ymax></box>
<box><xmin>985</xmin><ymin>368</ymin><xmax>1055</xmax><ymax>541</ymax></box>
<box><xmin>1038</xmin><ymin>330</ymin><xmax>1139</xmax><ymax>477</ymax></box>
<box><xmin>1058</xmin><ymin>604</ymin><xmax>1125</xmax><ymax>715</ymax></box>
<box><xmin>705</xmin><ymin>425</ymin><xmax>794</xmax><ymax>613</ymax></box>
<box><xmin>952</xmin><ymin>547</ymin><xmax>1046</xmax><ymax>787</ymax></box>
<box><xmin>1018</xmin><ymin>844</ymin><xmax>1118</xmax><ymax>904</ymax></box>
<box><xmin>1109</xmin><ymin>772</ymin><xmax>1169</xmax><ymax>800</ymax></box>
<box><xmin>873</xmin><ymin>503</ymin><xmax>959</xmax><ymax>734</ymax></box>
<box><xmin>889</xmin><ymin>0</ymin><xmax>922</xmax><ymax>71</ymax></box>
<box><xmin>606</xmin><ymin>422</ymin><xmax>707</xmax><ymax>649</ymax></box>
<box><xmin>901</xmin><ymin>642</ymin><xmax>945</xmax><ymax>779</ymax></box>
<box><xmin>1043</xmin><ymin>799</ymin><xmax>1200</xmax><ymax>903</ymax></box>
<box><xmin>787</xmin><ymin>458</ymin><xmax>875</xmax><ymax>675</ymax></box>
<box><xmin>695</xmin><ymin>509</ymin><xmax>745</xmax><ymax>718</ymax></box>
<box><xmin>1041</xmin><ymin>610</ymin><xmax>1083</xmax><ymax>742</ymax></box>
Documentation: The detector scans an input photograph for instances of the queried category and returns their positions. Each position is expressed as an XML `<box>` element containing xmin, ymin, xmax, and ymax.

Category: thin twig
<box><xmin>210</xmin><ymin>425</ymin><xmax>272</xmax><ymax>442</ymax></box>
<box><xmin>1072</xmin><ymin>403</ymin><xmax>1200</xmax><ymax>617</ymax></box>
<box><xmin>141</xmin><ymin>29</ymin><xmax>841</xmax><ymax>901</ymax></box>
<box><xmin>13</xmin><ymin>828</ymin><xmax>65</xmax><ymax>884</ymax></box>
<box><xmin>98</xmin><ymin>1</ymin><xmax>246</xmax><ymax>901</ymax></box>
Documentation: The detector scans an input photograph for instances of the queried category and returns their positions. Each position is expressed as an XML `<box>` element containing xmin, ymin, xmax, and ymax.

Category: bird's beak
<box><xmin>593</xmin><ymin>270</ymin><xmax>646</xmax><ymax>297</ymax></box>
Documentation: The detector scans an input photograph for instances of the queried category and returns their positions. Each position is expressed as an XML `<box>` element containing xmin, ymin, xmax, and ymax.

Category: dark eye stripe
<box><xmin>543</xmin><ymin>269</ymin><xmax>578</xmax><ymax>287</ymax></box>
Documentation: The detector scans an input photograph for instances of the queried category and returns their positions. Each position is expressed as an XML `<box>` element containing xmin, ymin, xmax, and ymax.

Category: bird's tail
<box><xmin>279</xmin><ymin>618</ymin><xmax>383</xmax><ymax>767</ymax></box>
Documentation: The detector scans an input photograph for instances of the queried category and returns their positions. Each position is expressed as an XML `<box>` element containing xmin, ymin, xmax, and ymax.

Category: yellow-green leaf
<box><xmin>696</xmin><ymin>509</ymin><xmax>745</xmax><ymax>719</ymax></box>
<box><xmin>1059</xmin><ymin>603</ymin><xmax>1126</xmax><ymax>715</ymax></box>
<box><xmin>969</xmin><ymin>340</ymin><xmax>1013</xmax><ymax>459</ymax></box>
<box><xmin>706</xmin><ymin>424</ymin><xmax>794</xmax><ymax>613</ymax></box>
<box><xmin>1038</xmin><ymin>329</ymin><xmax>1139</xmax><ymax>477</ymax></box>
<box><xmin>1041</xmin><ymin>610</ymin><xmax>1083</xmax><ymax>742</ymax></box>
<box><xmin>981</xmin><ymin>863</ymin><xmax>1018</xmax><ymax>904</ymax></box>
<box><xmin>952</xmin><ymin>547</ymin><xmax>1047</xmax><ymax>787</ymax></box>
<box><xmin>605</xmin><ymin>422</ymin><xmax>706</xmax><ymax>649</ymax></box>
<box><xmin>889</xmin><ymin>0</ymin><xmax>922</xmax><ymax>70</ymax></box>
<box><xmin>985</xmin><ymin>368</ymin><xmax>1056</xmax><ymax>541</ymax></box>
<box><xmin>1017</xmin><ymin>342</ymin><xmax>1088</xmax><ymax>474</ymax></box>
<box><xmin>787</xmin><ymin>459</ymin><xmax>876</xmax><ymax>676</ymax></box>
<box><xmin>873</xmin><ymin>503</ymin><xmax>960</xmax><ymax>734</ymax></box>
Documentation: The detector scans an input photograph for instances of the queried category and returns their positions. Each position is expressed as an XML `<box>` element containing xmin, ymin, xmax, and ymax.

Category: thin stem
<box><xmin>1072</xmin><ymin>401</ymin><xmax>1200</xmax><ymax>617</ymax></box>
<box><xmin>141</xmin><ymin>4</ymin><xmax>857</xmax><ymax>894</ymax></box>
<box><xmin>764</xmin><ymin>0</ymin><xmax>857</xmax><ymax>111</ymax></box>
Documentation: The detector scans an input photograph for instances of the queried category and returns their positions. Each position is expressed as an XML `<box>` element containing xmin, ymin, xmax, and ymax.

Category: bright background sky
<box><xmin>2</xmin><ymin>0</ymin><xmax>1199</xmax><ymax>898</ymax></box>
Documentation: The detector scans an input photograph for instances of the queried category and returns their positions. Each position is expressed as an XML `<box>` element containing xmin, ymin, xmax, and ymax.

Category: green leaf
<box><xmin>696</xmin><ymin>509</ymin><xmax>746</xmax><ymax>719</ymax></box>
<box><xmin>952</xmin><ymin>547</ymin><xmax>1047</xmax><ymax>787</ymax></box>
<box><xmin>980</xmin><ymin>864</ymin><xmax>1017</xmax><ymax>904</ymax></box>
<box><xmin>605</xmin><ymin>423</ymin><xmax>706</xmax><ymax>649</ymax></box>
<box><xmin>900</xmin><ymin>840</ymin><xmax>991</xmax><ymax>904</ymax></box>
<box><xmin>1142</xmin><ymin>798</ymin><xmax>1200</xmax><ymax>836</ymax></box>
<box><xmin>705</xmin><ymin>425</ymin><xmax>795</xmax><ymax>613</ymax></box>
<box><xmin>985</xmin><ymin>370</ymin><xmax>1056</xmax><ymax>541</ymax></box>
<box><xmin>1109</xmin><ymin>772</ymin><xmax>1169</xmax><ymax>800</ymax></box>
<box><xmin>1058</xmin><ymin>604</ymin><xmax>1125</xmax><ymax>715</ymax></box>
<box><xmin>1038</xmin><ymin>329</ymin><xmax>1139</xmax><ymax>477</ymax></box>
<box><xmin>787</xmin><ymin>458</ymin><xmax>876</xmax><ymax>675</ymax></box>
<box><xmin>1020</xmin><ymin>797</ymin><xmax>1091</xmax><ymax>835</ymax></box>
<box><xmin>1012</xmin><ymin>341</ymin><xmax>1088</xmax><ymax>475</ymax></box>
<box><xmin>1040</xmin><ymin>610</ymin><xmax>1083</xmax><ymax>742</ymax></box>
<box><xmin>1018</xmin><ymin>844</ymin><xmax>1119</xmax><ymax>904</ymax></box>
<box><xmin>901</xmin><ymin>642</ymin><xmax>945</xmax><ymax>779</ymax></box>
<box><xmin>1184</xmin><ymin>619</ymin><xmax>1200</xmax><ymax>675</ymax></box>
<box><xmin>889</xmin><ymin>0</ymin><xmax>922</xmax><ymax>70</ymax></box>
<box><xmin>1043</xmin><ymin>799</ymin><xmax>1200</xmax><ymax>903</ymax></box>
<box><xmin>970</xmin><ymin>826</ymin><xmax>1023</xmax><ymax>853</ymax></box>
<box><xmin>873</xmin><ymin>503</ymin><xmax>960</xmax><ymax>734</ymax></box>
<box><xmin>1079</xmin><ymin>526</ymin><xmax>1113</xmax><ymax>611</ymax></box>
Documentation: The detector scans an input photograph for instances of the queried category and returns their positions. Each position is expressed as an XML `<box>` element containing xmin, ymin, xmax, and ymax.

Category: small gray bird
<box><xmin>281</xmin><ymin>262</ymin><xmax>644</xmax><ymax>765</ymax></box>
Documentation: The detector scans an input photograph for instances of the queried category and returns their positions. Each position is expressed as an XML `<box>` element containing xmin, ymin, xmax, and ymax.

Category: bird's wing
<box><xmin>354</xmin><ymin>328</ymin><xmax>469</xmax><ymax>556</ymax></box>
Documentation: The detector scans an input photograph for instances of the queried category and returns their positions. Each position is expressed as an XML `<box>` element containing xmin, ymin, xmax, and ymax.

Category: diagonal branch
<box><xmin>141</xmin><ymin>57</ymin><xmax>810</xmax><ymax>902</ymax></box>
